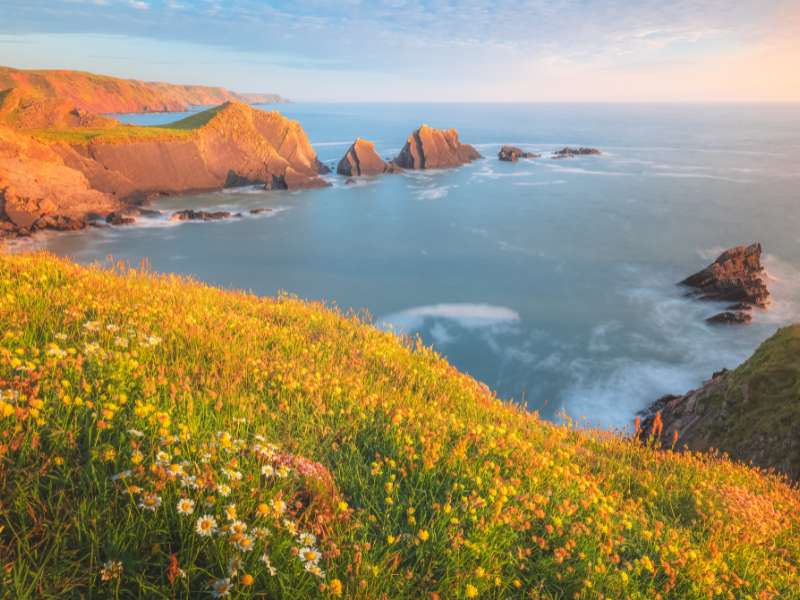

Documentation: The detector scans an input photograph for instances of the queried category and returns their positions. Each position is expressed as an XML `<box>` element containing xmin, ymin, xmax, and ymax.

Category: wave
<box><xmin>513</xmin><ymin>179</ymin><xmax>567</xmax><ymax>187</ymax></box>
<box><xmin>378</xmin><ymin>303</ymin><xmax>521</xmax><ymax>334</ymax></box>
<box><xmin>542</xmin><ymin>163</ymin><xmax>630</xmax><ymax>177</ymax></box>
<box><xmin>651</xmin><ymin>172</ymin><xmax>752</xmax><ymax>184</ymax></box>
<box><xmin>415</xmin><ymin>186</ymin><xmax>450</xmax><ymax>200</ymax></box>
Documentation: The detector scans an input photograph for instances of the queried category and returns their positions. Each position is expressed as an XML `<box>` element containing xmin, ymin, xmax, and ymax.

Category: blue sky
<box><xmin>0</xmin><ymin>0</ymin><xmax>798</xmax><ymax>101</ymax></box>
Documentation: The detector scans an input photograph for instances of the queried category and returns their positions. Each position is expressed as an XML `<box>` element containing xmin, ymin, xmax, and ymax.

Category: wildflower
<box><xmin>211</xmin><ymin>578</ymin><xmax>232</xmax><ymax>598</ymax></box>
<box><xmin>155</xmin><ymin>450</ymin><xmax>170</xmax><ymax>465</ymax></box>
<box><xmin>417</xmin><ymin>529</ymin><xmax>430</xmax><ymax>542</ymax></box>
<box><xmin>298</xmin><ymin>532</ymin><xmax>317</xmax><ymax>546</ymax></box>
<box><xmin>465</xmin><ymin>584</ymin><xmax>479</xmax><ymax>598</ymax></box>
<box><xmin>261</xmin><ymin>464</ymin><xmax>275</xmax><ymax>477</ymax></box>
<box><xmin>224</xmin><ymin>504</ymin><xmax>237</xmax><ymax>521</ymax></box>
<box><xmin>241</xmin><ymin>573</ymin><xmax>254</xmax><ymax>587</ymax></box>
<box><xmin>166</xmin><ymin>463</ymin><xmax>184</xmax><ymax>478</ymax></box>
<box><xmin>223</xmin><ymin>468</ymin><xmax>242</xmax><ymax>481</ymax></box>
<box><xmin>111</xmin><ymin>470</ymin><xmax>133</xmax><ymax>481</ymax></box>
<box><xmin>229</xmin><ymin>520</ymin><xmax>248</xmax><ymax>536</ymax></box>
<box><xmin>305</xmin><ymin>563</ymin><xmax>326</xmax><ymax>579</ymax></box>
<box><xmin>282</xmin><ymin>518</ymin><xmax>297</xmax><ymax>535</ymax></box>
<box><xmin>195</xmin><ymin>515</ymin><xmax>218</xmax><ymax>537</ymax></box>
<box><xmin>217</xmin><ymin>483</ymin><xmax>231</xmax><ymax>497</ymax></box>
<box><xmin>139</xmin><ymin>493</ymin><xmax>162</xmax><ymax>512</ymax></box>
<box><xmin>271</xmin><ymin>498</ymin><xmax>287</xmax><ymax>516</ymax></box>
<box><xmin>131</xmin><ymin>450</ymin><xmax>144</xmax><ymax>465</ymax></box>
<box><xmin>235</xmin><ymin>534</ymin><xmax>255</xmax><ymax>553</ymax></box>
<box><xmin>329</xmin><ymin>578</ymin><xmax>343</xmax><ymax>597</ymax></box>
<box><xmin>260</xmin><ymin>553</ymin><xmax>277</xmax><ymax>576</ymax></box>
<box><xmin>100</xmin><ymin>560</ymin><xmax>123</xmax><ymax>581</ymax></box>
<box><xmin>256</xmin><ymin>502</ymin><xmax>270</xmax><ymax>518</ymax></box>
<box><xmin>177</xmin><ymin>498</ymin><xmax>195</xmax><ymax>515</ymax></box>
<box><xmin>299</xmin><ymin>546</ymin><xmax>321</xmax><ymax>565</ymax></box>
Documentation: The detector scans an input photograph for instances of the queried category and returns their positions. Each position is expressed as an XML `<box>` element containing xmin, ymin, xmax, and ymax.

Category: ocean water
<box><xmin>34</xmin><ymin>103</ymin><xmax>800</xmax><ymax>429</ymax></box>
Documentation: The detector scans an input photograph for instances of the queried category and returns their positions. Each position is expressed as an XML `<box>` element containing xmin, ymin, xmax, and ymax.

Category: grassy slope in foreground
<box><xmin>0</xmin><ymin>253</ymin><xmax>798</xmax><ymax>599</ymax></box>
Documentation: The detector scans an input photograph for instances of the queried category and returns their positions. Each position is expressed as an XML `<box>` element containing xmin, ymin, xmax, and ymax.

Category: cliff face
<box><xmin>0</xmin><ymin>126</ymin><xmax>121</xmax><ymax>235</ymax></box>
<box><xmin>0</xmin><ymin>66</ymin><xmax>286</xmax><ymax>114</ymax></box>
<box><xmin>393</xmin><ymin>125</ymin><xmax>481</xmax><ymax>169</ymax></box>
<box><xmin>639</xmin><ymin>325</ymin><xmax>800</xmax><ymax>481</ymax></box>
<box><xmin>0</xmin><ymin>98</ymin><xmax>327</xmax><ymax>236</ymax></box>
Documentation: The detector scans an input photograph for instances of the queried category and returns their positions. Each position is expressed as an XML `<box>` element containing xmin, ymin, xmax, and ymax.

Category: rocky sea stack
<box><xmin>336</xmin><ymin>138</ymin><xmax>398</xmax><ymax>176</ymax></box>
<box><xmin>498</xmin><ymin>146</ymin><xmax>541</xmax><ymax>162</ymax></box>
<box><xmin>552</xmin><ymin>147</ymin><xmax>602</xmax><ymax>159</ymax></box>
<box><xmin>393</xmin><ymin>125</ymin><xmax>481</xmax><ymax>170</ymax></box>
<box><xmin>680</xmin><ymin>243</ymin><xmax>769</xmax><ymax>325</ymax></box>
<box><xmin>638</xmin><ymin>325</ymin><xmax>800</xmax><ymax>481</ymax></box>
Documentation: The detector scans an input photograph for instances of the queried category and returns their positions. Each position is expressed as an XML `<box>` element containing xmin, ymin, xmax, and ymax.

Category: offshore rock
<box><xmin>392</xmin><ymin>125</ymin><xmax>481</xmax><ymax>170</ymax></box>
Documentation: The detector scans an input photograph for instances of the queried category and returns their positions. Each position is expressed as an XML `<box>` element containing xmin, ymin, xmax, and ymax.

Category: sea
<box><xmin>29</xmin><ymin>102</ymin><xmax>800</xmax><ymax>429</ymax></box>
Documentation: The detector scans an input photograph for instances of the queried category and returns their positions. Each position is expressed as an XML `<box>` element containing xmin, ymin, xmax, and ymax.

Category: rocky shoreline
<box><xmin>638</xmin><ymin>325</ymin><xmax>800</xmax><ymax>482</ymax></box>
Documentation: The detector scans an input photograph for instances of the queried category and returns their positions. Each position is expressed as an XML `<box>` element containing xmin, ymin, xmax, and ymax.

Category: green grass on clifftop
<box><xmin>0</xmin><ymin>253</ymin><xmax>798</xmax><ymax>599</ymax></box>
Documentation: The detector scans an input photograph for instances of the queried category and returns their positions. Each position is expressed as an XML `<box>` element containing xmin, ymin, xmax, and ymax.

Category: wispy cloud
<box><xmin>0</xmin><ymin>0</ymin><xmax>797</xmax><ymax>101</ymax></box>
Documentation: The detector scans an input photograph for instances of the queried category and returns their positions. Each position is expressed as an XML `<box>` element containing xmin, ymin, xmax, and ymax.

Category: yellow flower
<box><xmin>241</xmin><ymin>573</ymin><xmax>254</xmax><ymax>587</ymax></box>
<box><xmin>417</xmin><ymin>529</ymin><xmax>430</xmax><ymax>542</ymax></box>
<box><xmin>329</xmin><ymin>578</ymin><xmax>343</xmax><ymax>597</ymax></box>
<box><xmin>465</xmin><ymin>584</ymin><xmax>479</xmax><ymax>598</ymax></box>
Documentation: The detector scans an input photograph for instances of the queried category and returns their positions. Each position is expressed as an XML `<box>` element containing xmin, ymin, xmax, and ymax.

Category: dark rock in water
<box><xmin>706</xmin><ymin>311</ymin><xmax>752</xmax><ymax>325</ymax></box>
<box><xmin>498</xmin><ymin>146</ymin><xmax>541</xmax><ymax>162</ymax></box>
<box><xmin>552</xmin><ymin>147</ymin><xmax>602</xmax><ymax>159</ymax></box>
<box><xmin>337</xmin><ymin>138</ymin><xmax>395</xmax><ymax>176</ymax></box>
<box><xmin>170</xmin><ymin>209</ymin><xmax>234</xmax><ymax>222</ymax></box>
<box><xmin>392</xmin><ymin>125</ymin><xmax>481</xmax><ymax>170</ymax></box>
<box><xmin>249</xmin><ymin>208</ymin><xmax>272</xmax><ymax>215</ymax></box>
<box><xmin>33</xmin><ymin>215</ymin><xmax>85</xmax><ymax>231</ymax></box>
<box><xmin>344</xmin><ymin>178</ymin><xmax>357</xmax><ymax>186</ymax></box>
<box><xmin>106</xmin><ymin>212</ymin><xmax>136</xmax><ymax>226</ymax></box>
<box><xmin>680</xmin><ymin>243</ymin><xmax>769</xmax><ymax>309</ymax></box>
<box><xmin>726</xmin><ymin>302</ymin><xmax>753</xmax><ymax>311</ymax></box>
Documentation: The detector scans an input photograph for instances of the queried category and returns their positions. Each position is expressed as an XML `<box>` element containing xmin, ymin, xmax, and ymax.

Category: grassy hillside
<box><xmin>659</xmin><ymin>325</ymin><xmax>800</xmax><ymax>480</ymax></box>
<box><xmin>0</xmin><ymin>253</ymin><xmax>798</xmax><ymax>599</ymax></box>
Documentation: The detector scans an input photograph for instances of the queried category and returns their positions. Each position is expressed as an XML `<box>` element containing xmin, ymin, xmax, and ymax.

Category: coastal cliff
<box><xmin>0</xmin><ymin>94</ymin><xmax>327</xmax><ymax>236</ymax></box>
<box><xmin>393</xmin><ymin>125</ymin><xmax>481</xmax><ymax>169</ymax></box>
<box><xmin>639</xmin><ymin>324</ymin><xmax>800</xmax><ymax>481</ymax></box>
<box><xmin>0</xmin><ymin>66</ymin><xmax>287</xmax><ymax>114</ymax></box>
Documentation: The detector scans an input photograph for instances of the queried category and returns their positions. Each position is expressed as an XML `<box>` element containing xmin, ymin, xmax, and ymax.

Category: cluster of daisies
<box><xmin>108</xmin><ymin>426</ymin><xmax>329</xmax><ymax>597</ymax></box>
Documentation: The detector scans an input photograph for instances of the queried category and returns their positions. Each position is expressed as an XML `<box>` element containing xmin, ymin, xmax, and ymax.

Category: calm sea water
<box><xmin>33</xmin><ymin>103</ymin><xmax>800</xmax><ymax>428</ymax></box>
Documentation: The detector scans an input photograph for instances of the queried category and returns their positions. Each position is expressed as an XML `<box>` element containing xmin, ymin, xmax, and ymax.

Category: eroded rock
<box><xmin>498</xmin><ymin>146</ymin><xmax>541</xmax><ymax>162</ymax></box>
<box><xmin>552</xmin><ymin>147</ymin><xmax>602</xmax><ymax>159</ymax></box>
<box><xmin>392</xmin><ymin>125</ymin><xmax>481</xmax><ymax>170</ymax></box>
<box><xmin>337</xmin><ymin>138</ymin><xmax>394</xmax><ymax>176</ymax></box>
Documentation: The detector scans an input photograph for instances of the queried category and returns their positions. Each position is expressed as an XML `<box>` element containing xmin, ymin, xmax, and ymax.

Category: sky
<box><xmin>0</xmin><ymin>0</ymin><xmax>798</xmax><ymax>102</ymax></box>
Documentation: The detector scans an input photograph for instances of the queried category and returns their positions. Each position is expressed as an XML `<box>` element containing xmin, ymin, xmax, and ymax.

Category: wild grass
<box><xmin>27</xmin><ymin>124</ymin><xmax>195</xmax><ymax>145</ymax></box>
<box><xmin>0</xmin><ymin>252</ymin><xmax>798</xmax><ymax>599</ymax></box>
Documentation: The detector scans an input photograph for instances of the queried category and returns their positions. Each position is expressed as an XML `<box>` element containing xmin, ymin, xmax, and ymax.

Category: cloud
<box><xmin>1</xmin><ymin>0</ymin><xmax>798</xmax><ymax>101</ymax></box>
